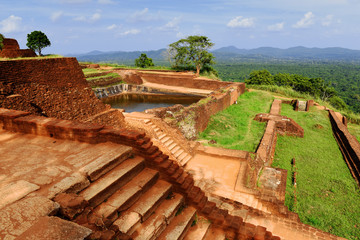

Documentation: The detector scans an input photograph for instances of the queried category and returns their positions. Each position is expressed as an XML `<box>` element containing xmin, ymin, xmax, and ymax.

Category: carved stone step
<box><xmin>158</xmin><ymin>134</ymin><xmax>166</xmax><ymax>140</ymax></box>
<box><xmin>171</xmin><ymin>146</ymin><xmax>180</xmax><ymax>154</ymax></box>
<box><xmin>113</xmin><ymin>180</ymin><xmax>172</xmax><ymax>235</ymax></box>
<box><xmin>157</xmin><ymin>206</ymin><xmax>196</xmax><ymax>240</ymax></box>
<box><xmin>180</xmin><ymin>155</ymin><xmax>192</xmax><ymax>166</ymax></box>
<box><xmin>164</xmin><ymin>140</ymin><xmax>174</xmax><ymax>147</ymax></box>
<box><xmin>204</xmin><ymin>227</ymin><xmax>226</xmax><ymax>240</ymax></box>
<box><xmin>174</xmin><ymin>149</ymin><xmax>184</xmax><ymax>158</ymax></box>
<box><xmin>79</xmin><ymin>145</ymin><xmax>132</xmax><ymax>182</ymax></box>
<box><xmin>79</xmin><ymin>156</ymin><xmax>145</xmax><ymax>208</ymax></box>
<box><xmin>91</xmin><ymin>168</ymin><xmax>159</xmax><ymax>222</ymax></box>
<box><xmin>168</xmin><ymin>143</ymin><xmax>177</xmax><ymax>151</ymax></box>
<box><xmin>184</xmin><ymin>216</ymin><xmax>211</xmax><ymax>240</ymax></box>
<box><xmin>131</xmin><ymin>193</ymin><xmax>184</xmax><ymax>240</ymax></box>
<box><xmin>161</xmin><ymin>136</ymin><xmax>170</xmax><ymax>143</ymax></box>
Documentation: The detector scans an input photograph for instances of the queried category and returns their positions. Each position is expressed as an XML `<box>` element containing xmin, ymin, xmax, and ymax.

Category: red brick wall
<box><xmin>329</xmin><ymin>110</ymin><xmax>360</xmax><ymax>185</ymax></box>
<box><xmin>147</xmin><ymin>83</ymin><xmax>246</xmax><ymax>138</ymax></box>
<box><xmin>0</xmin><ymin>49</ymin><xmax>37</xmax><ymax>58</ymax></box>
<box><xmin>2</xmin><ymin>38</ymin><xmax>20</xmax><ymax>50</ymax></box>
<box><xmin>0</xmin><ymin>58</ymin><xmax>110</xmax><ymax>122</ymax></box>
<box><xmin>139</xmin><ymin>72</ymin><xmax>233</xmax><ymax>90</ymax></box>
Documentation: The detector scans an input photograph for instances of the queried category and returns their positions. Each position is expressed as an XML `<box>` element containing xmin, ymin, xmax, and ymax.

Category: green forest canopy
<box><xmin>214</xmin><ymin>61</ymin><xmax>360</xmax><ymax>113</ymax></box>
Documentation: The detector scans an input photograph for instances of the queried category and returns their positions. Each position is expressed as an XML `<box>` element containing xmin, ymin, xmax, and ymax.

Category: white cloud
<box><xmin>107</xmin><ymin>24</ymin><xmax>117</xmax><ymax>30</ymax></box>
<box><xmin>227</xmin><ymin>16</ymin><xmax>255</xmax><ymax>28</ymax></box>
<box><xmin>322</xmin><ymin>15</ymin><xmax>334</xmax><ymax>26</ymax></box>
<box><xmin>97</xmin><ymin>0</ymin><xmax>114</xmax><ymax>4</ymax></box>
<box><xmin>91</xmin><ymin>13</ymin><xmax>101</xmax><ymax>21</ymax></box>
<box><xmin>268</xmin><ymin>22</ymin><xmax>284</xmax><ymax>31</ymax></box>
<box><xmin>120</xmin><ymin>29</ymin><xmax>140</xmax><ymax>36</ymax></box>
<box><xmin>128</xmin><ymin>8</ymin><xmax>160</xmax><ymax>23</ymax></box>
<box><xmin>74</xmin><ymin>12</ymin><xmax>101</xmax><ymax>23</ymax></box>
<box><xmin>158</xmin><ymin>17</ymin><xmax>181</xmax><ymax>31</ymax></box>
<box><xmin>293</xmin><ymin>12</ymin><xmax>315</xmax><ymax>28</ymax></box>
<box><xmin>0</xmin><ymin>15</ymin><xmax>23</xmax><ymax>33</ymax></box>
<box><xmin>51</xmin><ymin>11</ymin><xmax>63</xmax><ymax>22</ymax></box>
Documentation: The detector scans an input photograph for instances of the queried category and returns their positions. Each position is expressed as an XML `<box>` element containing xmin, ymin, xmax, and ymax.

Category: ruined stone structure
<box><xmin>0</xmin><ymin>55</ymin><xmax>351</xmax><ymax>239</ymax></box>
<box><xmin>329</xmin><ymin>110</ymin><xmax>360</xmax><ymax>185</ymax></box>
<box><xmin>0</xmin><ymin>38</ymin><xmax>36</xmax><ymax>58</ymax></box>
<box><xmin>0</xmin><ymin>57</ymin><xmax>125</xmax><ymax>128</ymax></box>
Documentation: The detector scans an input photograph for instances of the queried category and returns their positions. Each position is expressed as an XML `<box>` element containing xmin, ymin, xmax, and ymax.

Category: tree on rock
<box><xmin>26</xmin><ymin>31</ymin><xmax>51</xmax><ymax>56</ymax></box>
<box><xmin>135</xmin><ymin>53</ymin><xmax>154</xmax><ymax>68</ymax></box>
<box><xmin>169</xmin><ymin>35</ymin><xmax>215</xmax><ymax>76</ymax></box>
<box><xmin>0</xmin><ymin>33</ymin><xmax>4</xmax><ymax>51</ymax></box>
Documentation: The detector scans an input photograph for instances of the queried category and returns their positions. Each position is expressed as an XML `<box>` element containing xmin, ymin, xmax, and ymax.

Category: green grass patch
<box><xmin>348</xmin><ymin>123</ymin><xmax>360</xmax><ymax>142</ymax></box>
<box><xmin>197</xmin><ymin>90</ymin><xmax>273</xmax><ymax>152</ymax></box>
<box><xmin>272</xmin><ymin>104</ymin><xmax>360</xmax><ymax>239</ymax></box>
<box><xmin>0</xmin><ymin>54</ymin><xmax>63</xmax><ymax>61</ymax></box>
<box><xmin>86</xmin><ymin>72</ymin><xmax>121</xmax><ymax>81</ymax></box>
<box><xmin>82</xmin><ymin>68</ymin><xmax>106</xmax><ymax>74</ymax></box>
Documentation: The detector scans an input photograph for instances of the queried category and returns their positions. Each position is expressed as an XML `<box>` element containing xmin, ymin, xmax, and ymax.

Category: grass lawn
<box><xmin>348</xmin><ymin>123</ymin><xmax>360</xmax><ymax>142</ymax></box>
<box><xmin>272</xmin><ymin>104</ymin><xmax>360</xmax><ymax>239</ymax></box>
<box><xmin>197</xmin><ymin>90</ymin><xmax>273</xmax><ymax>152</ymax></box>
<box><xmin>86</xmin><ymin>72</ymin><xmax>121</xmax><ymax>81</ymax></box>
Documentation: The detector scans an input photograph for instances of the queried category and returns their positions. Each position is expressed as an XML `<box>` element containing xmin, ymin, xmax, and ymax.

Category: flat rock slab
<box><xmin>0</xmin><ymin>196</ymin><xmax>59</xmax><ymax>239</ymax></box>
<box><xmin>15</xmin><ymin>216</ymin><xmax>92</xmax><ymax>240</ymax></box>
<box><xmin>0</xmin><ymin>129</ymin><xmax>131</xmax><ymax>197</ymax></box>
<box><xmin>0</xmin><ymin>180</ymin><xmax>39</xmax><ymax>209</ymax></box>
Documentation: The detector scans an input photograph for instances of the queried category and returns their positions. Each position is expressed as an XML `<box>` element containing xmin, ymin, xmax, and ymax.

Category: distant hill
<box><xmin>213</xmin><ymin>46</ymin><xmax>360</xmax><ymax>62</ymax></box>
<box><xmin>69</xmin><ymin>49</ymin><xmax>168</xmax><ymax>64</ymax></box>
<box><xmin>69</xmin><ymin>46</ymin><xmax>360</xmax><ymax>64</ymax></box>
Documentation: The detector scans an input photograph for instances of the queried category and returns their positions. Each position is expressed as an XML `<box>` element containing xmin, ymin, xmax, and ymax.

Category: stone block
<box><xmin>47</xmin><ymin>172</ymin><xmax>90</xmax><ymax>199</ymax></box>
<box><xmin>54</xmin><ymin>193</ymin><xmax>88</xmax><ymax>220</ymax></box>
<box><xmin>0</xmin><ymin>196</ymin><xmax>60</xmax><ymax>238</ymax></box>
<box><xmin>0</xmin><ymin>180</ymin><xmax>40</xmax><ymax>209</ymax></box>
<box><xmin>16</xmin><ymin>216</ymin><xmax>92</xmax><ymax>240</ymax></box>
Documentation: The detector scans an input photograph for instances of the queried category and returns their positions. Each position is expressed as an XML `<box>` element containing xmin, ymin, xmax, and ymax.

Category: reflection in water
<box><xmin>103</xmin><ymin>93</ymin><xmax>202</xmax><ymax>113</ymax></box>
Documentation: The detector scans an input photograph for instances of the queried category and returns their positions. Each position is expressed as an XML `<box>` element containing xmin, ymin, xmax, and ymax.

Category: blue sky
<box><xmin>1</xmin><ymin>0</ymin><xmax>359</xmax><ymax>54</ymax></box>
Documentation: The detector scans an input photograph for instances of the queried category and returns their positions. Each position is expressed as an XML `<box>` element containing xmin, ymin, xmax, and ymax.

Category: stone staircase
<box><xmin>52</xmin><ymin>152</ymin><xmax>228</xmax><ymax>240</ymax></box>
<box><xmin>142</xmin><ymin>119</ymin><xmax>193</xmax><ymax>166</ymax></box>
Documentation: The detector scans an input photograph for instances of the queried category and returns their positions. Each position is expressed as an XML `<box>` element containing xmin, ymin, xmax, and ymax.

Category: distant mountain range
<box><xmin>70</xmin><ymin>46</ymin><xmax>360</xmax><ymax>63</ymax></box>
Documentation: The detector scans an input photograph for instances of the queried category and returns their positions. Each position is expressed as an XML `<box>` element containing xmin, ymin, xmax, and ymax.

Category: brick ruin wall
<box><xmin>329</xmin><ymin>110</ymin><xmax>360</xmax><ymax>185</ymax></box>
<box><xmin>139</xmin><ymin>71</ymin><xmax>233</xmax><ymax>90</ymax></box>
<box><xmin>0</xmin><ymin>49</ymin><xmax>37</xmax><ymax>58</ymax></box>
<box><xmin>0</xmin><ymin>38</ymin><xmax>37</xmax><ymax>58</ymax></box>
<box><xmin>0</xmin><ymin>57</ymin><xmax>125</xmax><ymax>127</ymax></box>
<box><xmin>2</xmin><ymin>39</ymin><xmax>20</xmax><ymax>49</ymax></box>
<box><xmin>146</xmin><ymin>83</ymin><xmax>246</xmax><ymax>139</ymax></box>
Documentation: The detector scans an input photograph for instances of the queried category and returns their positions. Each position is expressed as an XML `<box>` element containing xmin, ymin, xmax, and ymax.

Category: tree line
<box><xmin>245</xmin><ymin>69</ymin><xmax>347</xmax><ymax>110</ymax></box>
<box><xmin>215</xmin><ymin>62</ymin><xmax>360</xmax><ymax>113</ymax></box>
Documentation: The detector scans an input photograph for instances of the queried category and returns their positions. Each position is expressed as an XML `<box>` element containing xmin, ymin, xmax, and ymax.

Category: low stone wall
<box><xmin>0</xmin><ymin>49</ymin><xmax>37</xmax><ymax>58</ymax></box>
<box><xmin>329</xmin><ymin>110</ymin><xmax>360</xmax><ymax>185</ymax></box>
<box><xmin>146</xmin><ymin>83</ymin><xmax>246</xmax><ymax>139</ymax></box>
<box><xmin>139</xmin><ymin>71</ymin><xmax>233</xmax><ymax>90</ymax></box>
<box><xmin>94</xmin><ymin>83</ymin><xmax>205</xmax><ymax>99</ymax></box>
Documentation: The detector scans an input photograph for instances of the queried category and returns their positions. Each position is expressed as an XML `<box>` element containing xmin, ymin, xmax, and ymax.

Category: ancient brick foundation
<box><xmin>329</xmin><ymin>110</ymin><xmax>360</xmax><ymax>185</ymax></box>
<box><xmin>0</xmin><ymin>107</ymin><xmax>279</xmax><ymax>239</ymax></box>
<box><xmin>139</xmin><ymin>71</ymin><xmax>233</xmax><ymax>90</ymax></box>
<box><xmin>0</xmin><ymin>57</ymin><xmax>126</xmax><ymax>127</ymax></box>
<box><xmin>0</xmin><ymin>38</ymin><xmax>36</xmax><ymax>58</ymax></box>
<box><xmin>146</xmin><ymin>83</ymin><xmax>246</xmax><ymax>139</ymax></box>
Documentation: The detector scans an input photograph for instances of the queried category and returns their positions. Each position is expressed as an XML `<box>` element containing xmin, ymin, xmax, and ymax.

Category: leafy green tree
<box><xmin>0</xmin><ymin>33</ymin><xmax>4</xmax><ymax>51</ymax></box>
<box><xmin>168</xmin><ymin>35</ymin><xmax>215</xmax><ymax>76</ymax></box>
<box><xmin>245</xmin><ymin>70</ymin><xmax>274</xmax><ymax>85</ymax></box>
<box><xmin>26</xmin><ymin>30</ymin><xmax>51</xmax><ymax>56</ymax></box>
<box><xmin>135</xmin><ymin>53</ymin><xmax>154</xmax><ymax>68</ymax></box>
